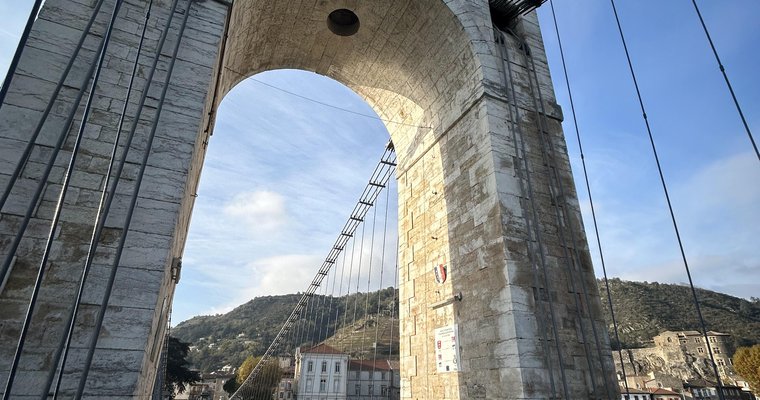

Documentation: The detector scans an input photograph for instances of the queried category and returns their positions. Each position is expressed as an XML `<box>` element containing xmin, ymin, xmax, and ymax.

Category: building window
<box><xmin>695</xmin><ymin>338</ymin><xmax>701</xmax><ymax>343</ymax></box>
<box><xmin>381</xmin><ymin>385</ymin><xmax>388</xmax><ymax>396</ymax></box>
<box><xmin>279</xmin><ymin>392</ymin><xmax>284</xmax><ymax>399</ymax></box>
<box><xmin>333</xmin><ymin>378</ymin><xmax>340</xmax><ymax>392</ymax></box>
<box><xmin>306</xmin><ymin>378</ymin><xmax>313</xmax><ymax>391</ymax></box>
<box><xmin>319</xmin><ymin>378</ymin><xmax>326</xmax><ymax>392</ymax></box>
<box><xmin>381</xmin><ymin>371</ymin><xmax>387</xmax><ymax>380</ymax></box>
<box><xmin>713</xmin><ymin>347</ymin><xmax>721</xmax><ymax>354</ymax></box>
<box><xmin>368</xmin><ymin>385</ymin><xmax>374</xmax><ymax>395</ymax></box>
<box><xmin>335</xmin><ymin>361</ymin><xmax>341</xmax><ymax>373</ymax></box>
<box><xmin>697</xmin><ymin>347</ymin><xmax>704</xmax><ymax>353</ymax></box>
<box><xmin>667</xmin><ymin>337</ymin><xmax>672</xmax><ymax>342</ymax></box>
<box><xmin>355</xmin><ymin>384</ymin><xmax>360</xmax><ymax>395</ymax></box>
<box><xmin>322</xmin><ymin>361</ymin><xmax>327</xmax><ymax>373</ymax></box>
<box><xmin>308</xmin><ymin>361</ymin><xmax>314</xmax><ymax>373</ymax></box>
<box><xmin>709</xmin><ymin>337</ymin><xmax>716</xmax><ymax>343</ymax></box>
<box><xmin>717</xmin><ymin>359</ymin><xmax>725</xmax><ymax>366</ymax></box>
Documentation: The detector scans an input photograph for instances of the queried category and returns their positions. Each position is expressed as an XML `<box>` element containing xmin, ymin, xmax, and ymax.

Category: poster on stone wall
<box><xmin>434</xmin><ymin>324</ymin><xmax>460</xmax><ymax>373</ymax></box>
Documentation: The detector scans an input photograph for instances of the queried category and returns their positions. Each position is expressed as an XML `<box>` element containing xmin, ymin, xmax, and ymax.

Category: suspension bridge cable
<box><xmin>0</xmin><ymin>0</ymin><xmax>106</xmax><ymax>214</ymax></box>
<box><xmin>245</xmin><ymin>77</ymin><xmax>431</xmax><ymax>129</ymax></box>
<box><xmin>516</xmin><ymin>31</ymin><xmax>602</xmax><ymax>397</ymax></box>
<box><xmin>342</xmin><ymin>224</ymin><xmax>360</xmax><ymax>337</ymax></box>
<box><xmin>332</xmin><ymin>238</ymin><xmax>351</xmax><ymax>339</ymax></box>
<box><xmin>316</xmin><ymin>259</ymin><xmax>333</xmax><ymax>344</ymax></box>
<box><xmin>231</xmin><ymin>146</ymin><xmax>396</xmax><ymax>399</ymax></box>
<box><xmin>497</xmin><ymin>28</ymin><xmax>561</xmax><ymax>400</ymax></box>
<box><xmin>0</xmin><ymin>0</ymin><xmax>110</xmax><ymax>291</ymax></box>
<box><xmin>608</xmin><ymin>2</ymin><xmax>726</xmax><ymax>399</ymax></box>
<box><xmin>47</xmin><ymin>0</ymin><xmax>158</xmax><ymax>396</ymax></box>
<box><xmin>356</xmin><ymin>199</ymin><xmax>379</xmax><ymax>385</ymax></box>
<box><xmin>74</xmin><ymin>1</ymin><xmax>194</xmax><ymax>395</ymax></box>
<box><xmin>321</xmin><ymin>241</ymin><xmax>345</xmax><ymax>342</ymax></box>
<box><xmin>1</xmin><ymin>0</ymin><xmax>124</xmax><ymax>397</ymax></box>
<box><xmin>348</xmin><ymin>221</ymin><xmax>367</xmax><ymax>358</ymax></box>
<box><xmin>516</xmin><ymin>20</ymin><xmax>614</xmax><ymax>397</ymax></box>
<box><xmin>371</xmin><ymin>183</ymin><xmax>392</xmax><ymax>391</ymax></box>
<box><xmin>689</xmin><ymin>0</ymin><xmax>758</xmax><ymax>161</ymax></box>
<box><xmin>548</xmin><ymin>0</ymin><xmax>631</xmax><ymax>396</ymax></box>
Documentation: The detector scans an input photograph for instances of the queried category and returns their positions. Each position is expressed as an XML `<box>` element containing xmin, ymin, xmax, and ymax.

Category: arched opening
<box><xmin>172</xmin><ymin>68</ymin><xmax>402</xmax><ymax>381</ymax></box>
<box><xmin>173</xmin><ymin>1</ymin><xmax>483</xmax><ymax>397</ymax></box>
<box><xmin>175</xmin><ymin>68</ymin><xmax>396</xmax><ymax>322</ymax></box>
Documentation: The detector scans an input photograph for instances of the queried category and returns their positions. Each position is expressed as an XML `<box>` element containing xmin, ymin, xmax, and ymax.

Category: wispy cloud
<box><xmin>586</xmin><ymin>150</ymin><xmax>760</xmax><ymax>298</ymax></box>
<box><xmin>223</xmin><ymin>190</ymin><xmax>288</xmax><ymax>236</ymax></box>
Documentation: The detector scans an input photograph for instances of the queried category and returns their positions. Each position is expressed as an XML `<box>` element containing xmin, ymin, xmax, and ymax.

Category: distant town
<box><xmin>170</xmin><ymin>329</ymin><xmax>757</xmax><ymax>400</ymax></box>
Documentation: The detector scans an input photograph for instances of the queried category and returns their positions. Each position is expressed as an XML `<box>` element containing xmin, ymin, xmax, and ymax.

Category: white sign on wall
<box><xmin>434</xmin><ymin>324</ymin><xmax>461</xmax><ymax>373</ymax></box>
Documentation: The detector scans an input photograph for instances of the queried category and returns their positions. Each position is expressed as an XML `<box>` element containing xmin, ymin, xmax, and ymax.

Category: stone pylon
<box><xmin>0</xmin><ymin>0</ymin><xmax>618</xmax><ymax>398</ymax></box>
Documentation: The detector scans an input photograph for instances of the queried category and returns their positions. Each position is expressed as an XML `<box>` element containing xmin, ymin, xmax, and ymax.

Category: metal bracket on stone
<box><xmin>430</xmin><ymin>292</ymin><xmax>463</xmax><ymax>309</ymax></box>
<box><xmin>489</xmin><ymin>0</ymin><xmax>547</xmax><ymax>30</ymax></box>
<box><xmin>170</xmin><ymin>257</ymin><xmax>182</xmax><ymax>283</ymax></box>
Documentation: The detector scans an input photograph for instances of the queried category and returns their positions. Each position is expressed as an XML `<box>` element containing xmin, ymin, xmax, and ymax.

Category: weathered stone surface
<box><xmin>0</xmin><ymin>0</ymin><xmax>618</xmax><ymax>398</ymax></box>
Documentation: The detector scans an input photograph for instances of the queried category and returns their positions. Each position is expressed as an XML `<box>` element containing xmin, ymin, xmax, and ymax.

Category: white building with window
<box><xmin>294</xmin><ymin>344</ymin><xmax>348</xmax><ymax>400</ymax></box>
<box><xmin>347</xmin><ymin>359</ymin><xmax>399</xmax><ymax>400</ymax></box>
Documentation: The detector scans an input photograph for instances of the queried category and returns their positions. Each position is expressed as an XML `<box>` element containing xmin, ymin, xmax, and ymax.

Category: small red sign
<box><xmin>433</xmin><ymin>263</ymin><xmax>447</xmax><ymax>284</ymax></box>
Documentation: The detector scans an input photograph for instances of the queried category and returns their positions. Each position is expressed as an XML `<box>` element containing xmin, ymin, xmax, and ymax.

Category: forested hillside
<box><xmin>173</xmin><ymin>288</ymin><xmax>397</xmax><ymax>371</ymax></box>
<box><xmin>599</xmin><ymin>278</ymin><xmax>760</xmax><ymax>351</ymax></box>
<box><xmin>174</xmin><ymin>279</ymin><xmax>760</xmax><ymax>372</ymax></box>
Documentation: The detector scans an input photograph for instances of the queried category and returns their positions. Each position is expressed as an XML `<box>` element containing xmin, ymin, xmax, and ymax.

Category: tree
<box><xmin>223</xmin><ymin>376</ymin><xmax>239</xmax><ymax>396</ymax></box>
<box><xmin>232</xmin><ymin>356</ymin><xmax>283</xmax><ymax>399</ymax></box>
<box><xmin>734</xmin><ymin>344</ymin><xmax>760</xmax><ymax>393</ymax></box>
<box><xmin>164</xmin><ymin>336</ymin><xmax>201</xmax><ymax>398</ymax></box>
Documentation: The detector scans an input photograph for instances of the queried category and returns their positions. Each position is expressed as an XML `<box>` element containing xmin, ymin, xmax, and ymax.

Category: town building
<box><xmin>647</xmin><ymin>387</ymin><xmax>681</xmax><ymax>400</ymax></box>
<box><xmin>175</xmin><ymin>372</ymin><xmax>232</xmax><ymax>400</ymax></box>
<box><xmin>275</xmin><ymin>377</ymin><xmax>294</xmax><ymax>400</ymax></box>
<box><xmin>346</xmin><ymin>359</ymin><xmax>400</xmax><ymax>399</ymax></box>
<box><xmin>684</xmin><ymin>379</ymin><xmax>751</xmax><ymax>400</ymax></box>
<box><xmin>654</xmin><ymin>331</ymin><xmax>735</xmax><ymax>379</ymax></box>
<box><xmin>620</xmin><ymin>386</ymin><xmax>652</xmax><ymax>400</ymax></box>
<box><xmin>614</xmin><ymin>331</ymin><xmax>748</xmax><ymax>390</ymax></box>
<box><xmin>294</xmin><ymin>344</ymin><xmax>349</xmax><ymax>400</ymax></box>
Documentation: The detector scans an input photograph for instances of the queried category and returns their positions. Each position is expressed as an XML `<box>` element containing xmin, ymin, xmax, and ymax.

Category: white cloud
<box><xmin>223</xmin><ymin>190</ymin><xmax>288</xmax><ymax>235</ymax></box>
<box><xmin>247</xmin><ymin>254</ymin><xmax>324</xmax><ymax>295</ymax></box>
<box><xmin>585</xmin><ymin>150</ymin><xmax>760</xmax><ymax>299</ymax></box>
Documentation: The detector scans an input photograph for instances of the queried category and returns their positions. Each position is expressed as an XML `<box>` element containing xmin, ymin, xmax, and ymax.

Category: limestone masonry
<box><xmin>0</xmin><ymin>0</ymin><xmax>617</xmax><ymax>398</ymax></box>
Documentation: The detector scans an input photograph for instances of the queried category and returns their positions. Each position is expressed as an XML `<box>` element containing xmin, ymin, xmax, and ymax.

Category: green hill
<box><xmin>172</xmin><ymin>288</ymin><xmax>398</xmax><ymax>372</ymax></box>
<box><xmin>173</xmin><ymin>279</ymin><xmax>760</xmax><ymax>372</ymax></box>
<box><xmin>599</xmin><ymin>278</ymin><xmax>760</xmax><ymax>351</ymax></box>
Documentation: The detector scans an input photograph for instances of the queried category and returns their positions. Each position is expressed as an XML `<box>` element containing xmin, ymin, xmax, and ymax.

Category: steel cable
<box><xmin>73</xmin><ymin>0</ymin><xmax>194</xmax><ymax>395</ymax></box>
<box><xmin>516</xmin><ymin>23</ymin><xmax>611</xmax><ymax>397</ymax></box>
<box><xmin>2</xmin><ymin>0</ymin><xmax>125</xmax><ymax>396</ymax></box>
<box><xmin>0</xmin><ymin>0</ymin><xmax>109</xmax><ymax>292</ymax></box>
<box><xmin>497</xmin><ymin>28</ymin><xmax>561</xmax><ymax>400</ymax></box>
<box><xmin>0</xmin><ymin>0</ymin><xmax>106</xmax><ymax>213</ymax></box>
<box><xmin>45</xmin><ymin>0</ymin><xmax>158</xmax><ymax>396</ymax></box>
<box><xmin>547</xmin><ymin>0</ymin><xmax>631</xmax><ymax>396</ymax></box>
<box><xmin>609</xmin><ymin>1</ymin><xmax>726</xmax><ymax>398</ymax></box>
<box><xmin>689</xmin><ymin>0</ymin><xmax>758</xmax><ymax>162</ymax></box>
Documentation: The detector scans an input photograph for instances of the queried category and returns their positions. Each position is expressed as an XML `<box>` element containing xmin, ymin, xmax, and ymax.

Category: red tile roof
<box><xmin>649</xmin><ymin>388</ymin><xmax>680</xmax><ymax>395</ymax></box>
<box><xmin>300</xmin><ymin>343</ymin><xmax>345</xmax><ymax>355</ymax></box>
<box><xmin>620</xmin><ymin>387</ymin><xmax>651</xmax><ymax>394</ymax></box>
<box><xmin>349</xmin><ymin>359</ymin><xmax>393</xmax><ymax>371</ymax></box>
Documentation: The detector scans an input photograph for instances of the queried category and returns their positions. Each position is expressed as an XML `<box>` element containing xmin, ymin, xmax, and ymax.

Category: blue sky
<box><xmin>1</xmin><ymin>1</ymin><xmax>758</xmax><ymax>324</ymax></box>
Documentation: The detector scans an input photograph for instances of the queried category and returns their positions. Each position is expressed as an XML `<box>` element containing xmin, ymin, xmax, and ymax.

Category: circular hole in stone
<box><xmin>327</xmin><ymin>9</ymin><xmax>360</xmax><ymax>36</ymax></box>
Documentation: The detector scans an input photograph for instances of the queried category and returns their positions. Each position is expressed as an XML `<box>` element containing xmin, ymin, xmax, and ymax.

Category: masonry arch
<box><xmin>211</xmin><ymin>0</ymin><xmax>482</xmax><ymax>167</ymax></box>
<box><xmin>0</xmin><ymin>0</ymin><xmax>617</xmax><ymax>397</ymax></box>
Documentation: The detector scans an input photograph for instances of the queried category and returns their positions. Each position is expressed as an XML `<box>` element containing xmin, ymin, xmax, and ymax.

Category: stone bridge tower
<box><xmin>0</xmin><ymin>0</ymin><xmax>618</xmax><ymax>398</ymax></box>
